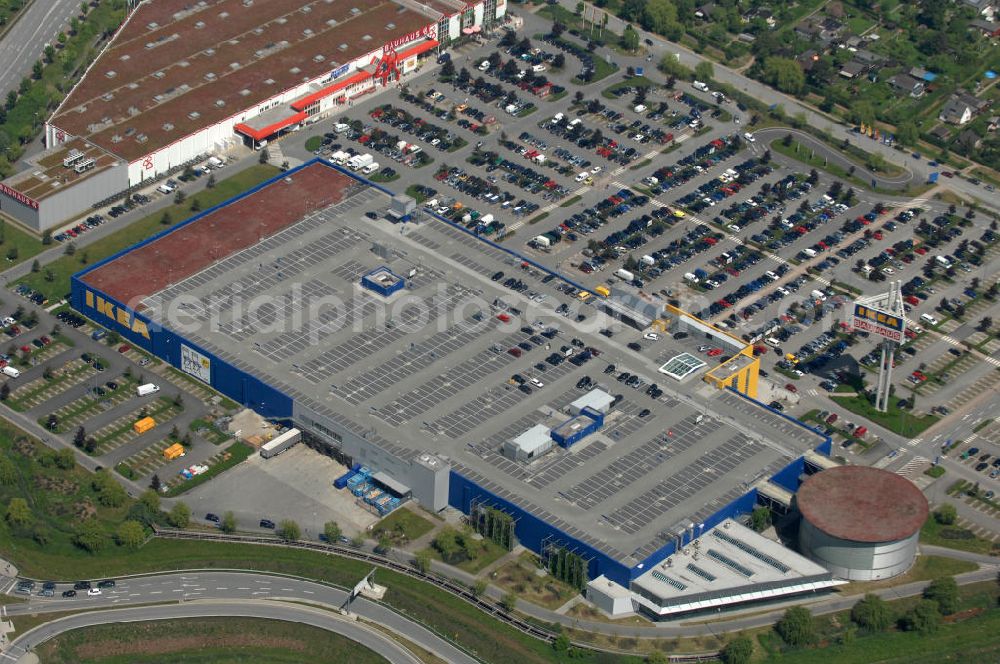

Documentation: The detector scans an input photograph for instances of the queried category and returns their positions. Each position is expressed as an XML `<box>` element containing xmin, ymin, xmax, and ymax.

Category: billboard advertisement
<box><xmin>852</xmin><ymin>303</ymin><xmax>904</xmax><ymax>342</ymax></box>
<box><xmin>181</xmin><ymin>344</ymin><xmax>212</xmax><ymax>383</ymax></box>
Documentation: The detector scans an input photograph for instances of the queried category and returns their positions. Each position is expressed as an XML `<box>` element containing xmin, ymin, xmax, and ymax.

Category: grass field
<box><xmin>0</xmin><ymin>220</ymin><xmax>44</xmax><ymax>269</ymax></box>
<box><xmin>921</xmin><ymin>516</ymin><xmax>1000</xmax><ymax>556</ymax></box>
<box><xmin>33</xmin><ymin>617</ymin><xmax>389</xmax><ymax>664</ymax></box>
<box><xmin>371</xmin><ymin>508</ymin><xmax>435</xmax><ymax>543</ymax></box>
<box><xmin>830</xmin><ymin>393</ymin><xmax>939</xmax><ymax>437</ymax></box>
<box><xmin>12</xmin><ymin>165</ymin><xmax>281</xmax><ymax>302</ymax></box>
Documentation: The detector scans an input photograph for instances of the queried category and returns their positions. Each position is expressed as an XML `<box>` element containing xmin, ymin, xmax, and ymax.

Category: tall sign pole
<box><xmin>853</xmin><ymin>282</ymin><xmax>905</xmax><ymax>413</ymax></box>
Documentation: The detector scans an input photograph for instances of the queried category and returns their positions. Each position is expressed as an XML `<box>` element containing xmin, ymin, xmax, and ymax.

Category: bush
<box><xmin>74</xmin><ymin>521</ymin><xmax>107</xmax><ymax>553</ymax></box>
<box><xmin>115</xmin><ymin>520</ymin><xmax>146</xmax><ymax>549</ymax></box>
<box><xmin>851</xmin><ymin>593</ymin><xmax>892</xmax><ymax>632</ymax></box>
<box><xmin>934</xmin><ymin>503</ymin><xmax>957</xmax><ymax>525</ymax></box>
<box><xmin>220</xmin><ymin>510</ymin><xmax>236</xmax><ymax>533</ymax></box>
<box><xmin>923</xmin><ymin>577</ymin><xmax>959</xmax><ymax>615</ymax></box>
<box><xmin>775</xmin><ymin>606</ymin><xmax>815</xmax><ymax>647</ymax></box>
<box><xmin>167</xmin><ymin>501</ymin><xmax>191</xmax><ymax>528</ymax></box>
<box><xmin>719</xmin><ymin>636</ymin><xmax>753</xmax><ymax>664</ymax></box>
<box><xmin>900</xmin><ymin>599</ymin><xmax>941</xmax><ymax>634</ymax></box>
<box><xmin>277</xmin><ymin>519</ymin><xmax>301</xmax><ymax>541</ymax></box>
<box><xmin>5</xmin><ymin>497</ymin><xmax>32</xmax><ymax>527</ymax></box>
<box><xmin>91</xmin><ymin>470</ymin><xmax>127</xmax><ymax>507</ymax></box>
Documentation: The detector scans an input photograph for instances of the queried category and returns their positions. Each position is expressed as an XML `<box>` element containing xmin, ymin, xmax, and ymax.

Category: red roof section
<box><xmin>397</xmin><ymin>38</ymin><xmax>440</xmax><ymax>60</ymax></box>
<box><xmin>291</xmin><ymin>70</ymin><xmax>374</xmax><ymax>111</ymax></box>
<box><xmin>234</xmin><ymin>110</ymin><xmax>308</xmax><ymax>142</ymax></box>
<box><xmin>797</xmin><ymin>465</ymin><xmax>928</xmax><ymax>543</ymax></box>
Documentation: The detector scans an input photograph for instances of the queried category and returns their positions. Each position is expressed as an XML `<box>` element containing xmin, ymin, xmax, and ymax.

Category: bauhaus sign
<box><xmin>384</xmin><ymin>24</ymin><xmax>437</xmax><ymax>53</ymax></box>
<box><xmin>0</xmin><ymin>182</ymin><xmax>40</xmax><ymax>210</ymax></box>
<box><xmin>852</xmin><ymin>303</ymin><xmax>904</xmax><ymax>342</ymax></box>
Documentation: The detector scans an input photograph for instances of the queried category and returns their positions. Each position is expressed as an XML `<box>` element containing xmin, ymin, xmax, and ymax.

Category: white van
<box><xmin>765</xmin><ymin>337</ymin><xmax>782</xmax><ymax>349</ymax></box>
<box><xmin>361</xmin><ymin>162</ymin><xmax>380</xmax><ymax>175</ymax></box>
<box><xmin>633</xmin><ymin>104</ymin><xmax>647</xmax><ymax>114</ymax></box>
<box><xmin>2</xmin><ymin>366</ymin><xmax>20</xmax><ymax>378</ymax></box>
<box><xmin>333</xmin><ymin>123</ymin><xmax>350</xmax><ymax>134</ymax></box>
<box><xmin>137</xmin><ymin>383</ymin><xmax>160</xmax><ymax>397</ymax></box>
<box><xmin>802</xmin><ymin>247</ymin><xmax>818</xmax><ymax>258</ymax></box>
<box><xmin>693</xmin><ymin>80</ymin><xmax>710</xmax><ymax>92</ymax></box>
<box><xmin>156</xmin><ymin>183</ymin><xmax>175</xmax><ymax>194</ymax></box>
<box><xmin>478</xmin><ymin>60</ymin><xmax>490</xmax><ymax>72</ymax></box>
<box><xmin>934</xmin><ymin>255</ymin><xmax>952</xmax><ymax>269</ymax></box>
<box><xmin>920</xmin><ymin>313</ymin><xmax>939</xmax><ymax>326</ymax></box>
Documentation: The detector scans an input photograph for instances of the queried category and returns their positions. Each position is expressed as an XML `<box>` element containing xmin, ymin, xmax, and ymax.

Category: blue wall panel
<box><xmin>770</xmin><ymin>457</ymin><xmax>806</xmax><ymax>493</ymax></box>
<box><xmin>448</xmin><ymin>471</ymin><xmax>632</xmax><ymax>586</ymax></box>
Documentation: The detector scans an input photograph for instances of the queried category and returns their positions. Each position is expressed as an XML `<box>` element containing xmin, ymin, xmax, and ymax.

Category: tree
<box><xmin>750</xmin><ymin>506</ymin><xmax>771</xmax><ymax>532</ymax></box>
<box><xmin>5</xmin><ymin>91</ymin><xmax>16</xmax><ymax>111</ymax></box>
<box><xmin>646</xmin><ymin>652</ymin><xmax>669</xmax><ymax>664</ymax></box>
<box><xmin>323</xmin><ymin>520</ymin><xmax>342</xmax><ymax>543</ymax></box>
<box><xmin>762</xmin><ymin>57</ymin><xmax>806</xmax><ymax>95</ymax></box>
<box><xmin>500</xmin><ymin>591</ymin><xmax>518</xmax><ymax>612</ymax></box>
<box><xmin>620</xmin><ymin>24</ymin><xmax>640</xmax><ymax>52</ymax></box>
<box><xmin>44</xmin><ymin>44</ymin><xmax>55</xmax><ymax>64</ymax></box>
<box><xmin>440</xmin><ymin>58</ymin><xmax>455</xmax><ymax>79</ymax></box>
<box><xmin>74</xmin><ymin>520</ymin><xmax>107</xmax><ymax>553</ymax></box>
<box><xmin>552</xmin><ymin>53</ymin><xmax>565</xmax><ymax>69</ymax></box>
<box><xmin>160</xmin><ymin>211</ymin><xmax>172</xmax><ymax>225</ymax></box>
<box><xmin>173</xmin><ymin>190</ymin><xmax>186</xmax><ymax>205</ymax></box>
<box><xmin>206</xmin><ymin>173</ymin><xmax>216</xmax><ymax>189</ymax></box>
<box><xmin>220</xmin><ymin>511</ymin><xmax>237</xmax><ymax>533</ymax></box>
<box><xmin>5</xmin><ymin>497</ymin><xmax>32</xmax><ymax>527</ymax></box>
<box><xmin>642</xmin><ymin>0</ymin><xmax>682</xmax><ymax>38</ymax></box>
<box><xmin>46</xmin><ymin>413</ymin><xmax>58</xmax><ymax>431</ymax></box>
<box><xmin>695</xmin><ymin>60</ymin><xmax>714</xmax><ymax>82</ymax></box>
<box><xmin>259</xmin><ymin>147</ymin><xmax>270</xmax><ymax>163</ymax></box>
<box><xmin>92</xmin><ymin>471</ymin><xmax>127</xmax><ymax>507</ymax></box>
<box><xmin>73</xmin><ymin>426</ymin><xmax>87</xmax><ymax>449</ymax></box>
<box><xmin>719</xmin><ymin>636</ymin><xmax>753</xmax><ymax>664</ymax></box>
<box><xmin>900</xmin><ymin>599</ymin><xmax>940</xmax><ymax>634</ymax></box>
<box><xmin>54</xmin><ymin>448</ymin><xmax>75</xmax><ymax>470</ymax></box>
<box><xmin>69</xmin><ymin>17</ymin><xmax>79</xmax><ymax>34</ymax></box>
<box><xmin>64</xmin><ymin>241</ymin><xmax>76</xmax><ymax>256</ymax></box>
<box><xmin>414</xmin><ymin>549</ymin><xmax>432</xmax><ymax>574</ymax></box>
<box><xmin>934</xmin><ymin>503</ymin><xmax>957</xmax><ymax>525</ymax></box>
<box><xmin>775</xmin><ymin>606</ymin><xmax>815</xmax><ymax>646</ymax></box>
<box><xmin>553</xmin><ymin>632</ymin><xmax>570</xmax><ymax>653</ymax></box>
<box><xmin>472</xmin><ymin>578</ymin><xmax>488</xmax><ymax>597</ymax></box>
<box><xmin>0</xmin><ymin>383</ymin><xmax>9</xmax><ymax>402</ymax></box>
<box><xmin>116</xmin><ymin>520</ymin><xmax>146</xmax><ymax>549</ymax></box>
<box><xmin>923</xmin><ymin>577</ymin><xmax>959</xmax><ymax>615</ymax></box>
<box><xmin>168</xmin><ymin>501</ymin><xmax>191</xmax><ymax>528</ymax></box>
<box><xmin>432</xmin><ymin>527</ymin><xmax>462</xmax><ymax>563</ymax></box>
<box><xmin>150</xmin><ymin>473</ymin><xmax>162</xmax><ymax>492</ymax></box>
<box><xmin>278</xmin><ymin>519</ymin><xmax>300</xmax><ymax>541</ymax></box>
<box><xmin>32</xmin><ymin>60</ymin><xmax>43</xmax><ymax>80</ymax></box>
<box><xmin>189</xmin><ymin>198</ymin><xmax>202</xmax><ymax>212</ymax></box>
<box><xmin>139</xmin><ymin>488</ymin><xmax>160</xmax><ymax>513</ymax></box>
<box><xmin>851</xmin><ymin>593</ymin><xmax>892</xmax><ymax>632</ymax></box>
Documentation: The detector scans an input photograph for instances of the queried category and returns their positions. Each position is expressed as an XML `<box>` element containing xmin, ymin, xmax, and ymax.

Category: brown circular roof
<box><xmin>797</xmin><ymin>466</ymin><xmax>928</xmax><ymax>543</ymax></box>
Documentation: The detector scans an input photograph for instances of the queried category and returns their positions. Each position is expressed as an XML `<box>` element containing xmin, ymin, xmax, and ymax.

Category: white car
<box><xmin>643</xmin><ymin>332</ymin><xmax>660</xmax><ymax>341</ymax></box>
<box><xmin>882</xmin><ymin>266</ymin><xmax>895</xmax><ymax>275</ymax></box>
<box><xmin>590</xmin><ymin>165</ymin><xmax>603</xmax><ymax>175</ymax></box>
<box><xmin>574</xmin><ymin>172</ymin><xmax>588</xmax><ymax>182</ymax></box>
<box><xmin>530</xmin><ymin>377</ymin><xmax>544</xmax><ymax>388</ymax></box>
<box><xmin>743</xmin><ymin>132</ymin><xmax>755</xmax><ymax>142</ymax></box>
<box><xmin>87</xmin><ymin>588</ymin><xmax>102</xmax><ymax>596</ymax></box>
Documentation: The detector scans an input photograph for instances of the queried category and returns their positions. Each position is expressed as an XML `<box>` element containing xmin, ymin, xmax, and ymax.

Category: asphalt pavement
<box><xmin>0</xmin><ymin>0</ymin><xmax>80</xmax><ymax>98</ymax></box>
<box><xmin>2</xmin><ymin>600</ymin><xmax>423</xmax><ymax>664</ymax></box>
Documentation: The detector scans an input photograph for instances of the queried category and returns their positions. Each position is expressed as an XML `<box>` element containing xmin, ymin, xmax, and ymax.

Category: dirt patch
<box><xmin>943</xmin><ymin>607</ymin><xmax>985</xmax><ymax>623</ymax></box>
<box><xmin>13</xmin><ymin>438</ymin><xmax>35</xmax><ymax>458</ymax></box>
<box><xmin>74</xmin><ymin>631</ymin><xmax>308</xmax><ymax>659</ymax></box>
<box><xmin>34</xmin><ymin>475</ymin><xmax>78</xmax><ymax>495</ymax></box>
<box><xmin>71</xmin><ymin>499</ymin><xmax>97</xmax><ymax>521</ymax></box>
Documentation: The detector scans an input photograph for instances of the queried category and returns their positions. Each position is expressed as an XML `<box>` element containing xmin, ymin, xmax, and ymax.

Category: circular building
<box><xmin>796</xmin><ymin>465</ymin><xmax>928</xmax><ymax>581</ymax></box>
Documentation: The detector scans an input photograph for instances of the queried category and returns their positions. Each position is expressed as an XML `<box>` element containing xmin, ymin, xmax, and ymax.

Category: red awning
<box><xmin>397</xmin><ymin>39</ymin><xmax>440</xmax><ymax>60</ymax></box>
<box><xmin>291</xmin><ymin>70</ymin><xmax>373</xmax><ymax>111</ymax></box>
<box><xmin>234</xmin><ymin>110</ymin><xmax>308</xmax><ymax>142</ymax></box>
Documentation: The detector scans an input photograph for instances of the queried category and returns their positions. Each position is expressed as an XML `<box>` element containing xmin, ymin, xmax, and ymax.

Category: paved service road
<box><xmin>0</xmin><ymin>0</ymin><xmax>80</xmax><ymax>98</ymax></box>
<box><xmin>1</xmin><ymin>600</ymin><xmax>422</xmax><ymax>664</ymax></box>
<box><xmin>2</xmin><ymin>571</ymin><xmax>479</xmax><ymax>664</ymax></box>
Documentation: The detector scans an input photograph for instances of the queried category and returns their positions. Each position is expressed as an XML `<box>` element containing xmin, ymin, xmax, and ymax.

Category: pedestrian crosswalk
<box><xmin>907</xmin><ymin>436</ymin><xmax>923</xmax><ymax>447</ymax></box>
<box><xmin>896</xmin><ymin>456</ymin><xmax>929</xmax><ymax>477</ymax></box>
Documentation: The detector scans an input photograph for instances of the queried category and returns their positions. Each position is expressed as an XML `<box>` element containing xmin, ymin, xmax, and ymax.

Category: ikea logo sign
<box><xmin>84</xmin><ymin>291</ymin><xmax>150</xmax><ymax>340</ymax></box>
<box><xmin>853</xmin><ymin>304</ymin><xmax>903</xmax><ymax>332</ymax></box>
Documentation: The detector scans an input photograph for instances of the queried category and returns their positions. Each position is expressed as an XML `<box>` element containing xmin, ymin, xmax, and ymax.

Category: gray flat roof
<box><xmin>137</xmin><ymin>179</ymin><xmax>825</xmax><ymax>567</ymax></box>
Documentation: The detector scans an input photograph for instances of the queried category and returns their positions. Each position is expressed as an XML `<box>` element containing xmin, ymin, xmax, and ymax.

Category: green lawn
<box><xmin>162</xmin><ymin>441</ymin><xmax>253</xmax><ymax>497</ymax></box>
<box><xmin>371</xmin><ymin>508</ymin><xmax>435</xmax><ymax>543</ymax></box>
<box><xmin>0</xmin><ymin>220</ymin><xmax>45</xmax><ymax>269</ymax></box>
<box><xmin>304</xmin><ymin>136</ymin><xmax>323</xmax><ymax>153</ymax></box>
<box><xmin>13</xmin><ymin>164</ymin><xmax>281</xmax><ymax>302</ymax></box>
<box><xmin>921</xmin><ymin>516</ymin><xmax>1000</xmax><ymax>556</ymax></box>
<box><xmin>830</xmin><ymin>393</ymin><xmax>939</xmax><ymax>437</ymax></box>
<box><xmin>34</xmin><ymin>617</ymin><xmax>389</xmax><ymax>664</ymax></box>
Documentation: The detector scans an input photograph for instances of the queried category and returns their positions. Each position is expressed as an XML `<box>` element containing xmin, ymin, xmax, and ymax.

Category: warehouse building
<box><xmin>71</xmin><ymin>159</ymin><xmax>835</xmax><ymax>616</ymax></box>
<box><xmin>796</xmin><ymin>465</ymin><xmax>928</xmax><ymax>581</ymax></box>
<box><xmin>0</xmin><ymin>0</ymin><xmax>506</xmax><ymax>231</ymax></box>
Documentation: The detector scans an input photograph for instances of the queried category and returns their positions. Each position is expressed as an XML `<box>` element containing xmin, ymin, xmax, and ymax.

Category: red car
<box><xmin>785</xmin><ymin>383</ymin><xmax>798</xmax><ymax>393</ymax></box>
<box><xmin>118</xmin><ymin>344</ymin><xmax>131</xmax><ymax>353</ymax></box>
<box><xmin>507</xmin><ymin>347</ymin><xmax>522</xmax><ymax>358</ymax></box>
<box><xmin>19</xmin><ymin>345</ymin><xmax>30</xmax><ymax>353</ymax></box>
<box><xmin>496</xmin><ymin>313</ymin><xmax>511</xmax><ymax>323</ymax></box>
<box><xmin>707</xmin><ymin>348</ymin><xmax>723</xmax><ymax>357</ymax></box>
<box><xmin>854</xmin><ymin>426</ymin><xmax>868</xmax><ymax>438</ymax></box>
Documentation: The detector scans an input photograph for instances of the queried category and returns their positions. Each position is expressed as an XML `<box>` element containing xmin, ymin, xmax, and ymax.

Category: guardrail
<box><xmin>153</xmin><ymin>528</ymin><xmax>719</xmax><ymax>663</ymax></box>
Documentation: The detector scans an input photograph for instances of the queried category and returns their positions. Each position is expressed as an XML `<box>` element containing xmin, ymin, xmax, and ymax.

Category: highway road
<box><xmin>0</xmin><ymin>0</ymin><xmax>81</xmax><ymax>99</ymax></box>
<box><xmin>548</xmin><ymin>0</ymin><xmax>1000</xmax><ymax>212</ymax></box>
<box><xmin>0</xmin><ymin>600</ymin><xmax>422</xmax><ymax>664</ymax></box>
<box><xmin>1</xmin><ymin>571</ymin><xmax>479</xmax><ymax>664</ymax></box>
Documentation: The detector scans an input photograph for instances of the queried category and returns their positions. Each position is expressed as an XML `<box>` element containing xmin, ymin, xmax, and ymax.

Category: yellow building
<box><xmin>663</xmin><ymin>304</ymin><xmax>760</xmax><ymax>399</ymax></box>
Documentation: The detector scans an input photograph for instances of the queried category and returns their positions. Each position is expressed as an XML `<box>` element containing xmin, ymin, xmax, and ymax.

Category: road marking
<box><xmin>215</xmin><ymin>587</ymin><xmax>229</xmax><ymax>590</ymax></box>
<box><xmin>171</xmin><ymin>589</ymin><xmax>183</xmax><ymax>593</ymax></box>
<box><xmin>907</xmin><ymin>437</ymin><xmax>923</xmax><ymax>447</ymax></box>
<box><xmin>896</xmin><ymin>456</ymin><xmax>929</xmax><ymax>477</ymax></box>
<box><xmin>237</xmin><ymin>587</ymin><xmax>251</xmax><ymax>590</ymax></box>
<box><xmin>149</xmin><ymin>591</ymin><xmax>162</xmax><ymax>595</ymax></box>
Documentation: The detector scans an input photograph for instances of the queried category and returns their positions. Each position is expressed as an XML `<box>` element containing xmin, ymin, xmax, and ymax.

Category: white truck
<box><xmin>532</xmin><ymin>235</ymin><xmax>552</xmax><ymax>248</ymax></box>
<box><xmin>333</xmin><ymin>123</ymin><xmax>350</xmax><ymax>134</ymax></box>
<box><xmin>615</xmin><ymin>268</ymin><xmax>635</xmax><ymax>282</ymax></box>
<box><xmin>136</xmin><ymin>383</ymin><xmax>160</xmax><ymax>397</ymax></box>
<box><xmin>2</xmin><ymin>366</ymin><xmax>20</xmax><ymax>378</ymax></box>
<box><xmin>329</xmin><ymin>150</ymin><xmax>350</xmax><ymax>165</ymax></box>
<box><xmin>260</xmin><ymin>428</ymin><xmax>302</xmax><ymax>459</ymax></box>
<box><xmin>348</xmin><ymin>153</ymin><xmax>373</xmax><ymax>171</ymax></box>
<box><xmin>362</xmin><ymin>161</ymin><xmax>380</xmax><ymax>175</ymax></box>
<box><xmin>206</xmin><ymin>156</ymin><xmax>224</xmax><ymax>169</ymax></box>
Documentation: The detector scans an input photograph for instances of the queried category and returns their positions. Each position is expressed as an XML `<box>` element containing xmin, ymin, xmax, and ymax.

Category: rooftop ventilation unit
<box><xmin>351</xmin><ymin>7</ymin><xmax>360</xmax><ymax>14</ymax></box>
<box><xmin>386</xmin><ymin>22</ymin><xmax>395</xmax><ymax>29</ymax></box>
<box><xmin>188</xmin><ymin>111</ymin><xmax>201</xmax><ymax>120</ymax></box>
<box><xmin>276</xmin><ymin>17</ymin><xmax>287</xmax><ymax>24</ymax></box>
<box><xmin>264</xmin><ymin>78</ymin><xmax>275</xmax><ymax>85</ymax></box>
<box><xmin>362</xmin><ymin>34</ymin><xmax>371</xmax><ymax>41</ymax></box>
<box><xmin>195</xmin><ymin>21</ymin><xmax>205</xmax><ymax>29</ymax></box>
<box><xmin>229</xmin><ymin>62</ymin><xmax>240</xmax><ymax>70</ymax></box>
<box><xmin>152</xmin><ymin>71</ymin><xmax>165</xmax><ymax>79</ymax></box>
<box><xmin>215</xmin><ymin>99</ymin><xmax>226</xmax><ymax>107</ymax></box>
<box><xmin>205</xmin><ymin>48</ymin><xmax>215</xmax><ymax>56</ymax></box>
<box><xmin>239</xmin><ymin>89</ymin><xmax>251</xmax><ymax>96</ymax></box>
<box><xmin>219</xmin><ymin>11</ymin><xmax>229</xmax><ymax>19</ymax></box>
<box><xmin>103</xmin><ymin>93</ymin><xmax>114</xmax><ymax>101</ymax></box>
<box><xmin>301</xmin><ymin>5</ymin><xmax>312</xmax><ymax>12</ymax></box>
<box><xmin>120</xmin><ymin>54</ymin><xmax>131</xmax><ymax>61</ymax></box>
<box><xmin>136</xmin><ymin>134</ymin><xmax>148</xmax><ymax>144</ymax></box>
<box><xmin>253</xmin><ymin>27</ymin><xmax>264</xmax><ymax>35</ymax></box>
<box><xmin>326</xmin><ymin>19</ymin><xmax>338</xmax><ymax>27</ymax></box>
<box><xmin>105</xmin><ymin>70</ymin><xmax>117</xmax><ymax>79</ymax></box>
<box><xmin>303</xmin><ymin>28</ymin><xmax>314</xmax><ymax>36</ymax></box>
<box><xmin>179</xmin><ymin>60</ymin><xmax>190</xmax><ymax>67</ymax></box>
<box><xmin>127</xmin><ymin>82</ymin><xmax>139</xmax><ymax>89</ymax></box>
<box><xmin>289</xmin><ymin>67</ymin><xmax>301</xmax><ymax>74</ymax></box>
<box><xmin>162</xmin><ymin>122</ymin><xmax>174</xmax><ymax>131</ymax></box>
<box><xmin>146</xmin><ymin>22</ymin><xmax>159</xmax><ymax>30</ymax></box>
<box><xmin>338</xmin><ymin>43</ymin><xmax>348</xmax><ymax>50</ymax></box>
<box><xmin>313</xmin><ymin>54</ymin><xmax>325</xmax><ymax>62</ymax></box>
<box><xmin>243</xmin><ymin>0</ymin><xmax>253</xmax><ymax>6</ymax></box>
<box><xmin>204</xmin><ymin>72</ymin><xmax>216</xmax><ymax>81</ymax></box>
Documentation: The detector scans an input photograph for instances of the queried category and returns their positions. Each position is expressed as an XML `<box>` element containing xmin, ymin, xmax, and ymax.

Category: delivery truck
<box><xmin>2</xmin><ymin>366</ymin><xmax>20</xmax><ymax>378</ymax></box>
<box><xmin>137</xmin><ymin>383</ymin><xmax>160</xmax><ymax>397</ymax></box>
<box><xmin>260</xmin><ymin>428</ymin><xmax>302</xmax><ymax>459</ymax></box>
<box><xmin>616</xmin><ymin>268</ymin><xmax>635</xmax><ymax>281</ymax></box>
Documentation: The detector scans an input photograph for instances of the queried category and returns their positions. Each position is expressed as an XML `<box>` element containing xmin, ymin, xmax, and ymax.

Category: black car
<box><xmin>673</xmin><ymin>331</ymin><xmax>689</xmax><ymax>340</ymax></box>
<box><xmin>205</xmin><ymin>513</ymin><xmax>221</xmax><ymax>523</ymax></box>
<box><xmin>768</xmin><ymin>401</ymin><xmax>785</xmax><ymax>412</ymax></box>
<box><xmin>260</xmin><ymin>518</ymin><xmax>276</xmax><ymax>529</ymax></box>
<box><xmin>638</xmin><ymin>409</ymin><xmax>651</xmax><ymax>418</ymax></box>
<box><xmin>627</xmin><ymin>342</ymin><xmax>642</xmax><ymax>351</ymax></box>
<box><xmin>62</xmin><ymin>589</ymin><xmax>77</xmax><ymax>598</ymax></box>
<box><xmin>364</xmin><ymin>211</ymin><xmax>379</xmax><ymax>220</ymax></box>
<box><xmin>42</xmin><ymin>581</ymin><xmax>56</xmax><ymax>590</ymax></box>
<box><xmin>603</xmin><ymin>364</ymin><xmax>616</xmax><ymax>374</ymax></box>
<box><xmin>97</xmin><ymin>579</ymin><xmax>116</xmax><ymax>588</ymax></box>
<box><xmin>73</xmin><ymin>581</ymin><xmax>92</xmax><ymax>590</ymax></box>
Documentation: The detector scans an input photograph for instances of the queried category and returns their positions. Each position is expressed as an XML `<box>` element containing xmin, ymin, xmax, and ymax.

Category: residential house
<box><xmin>987</xmin><ymin>116</ymin><xmax>1000</xmax><ymax>132</ymax></box>
<box><xmin>939</xmin><ymin>91</ymin><xmax>991</xmax><ymax>125</ymax></box>
<box><xmin>839</xmin><ymin>60</ymin><xmax>867</xmax><ymax>79</ymax></box>
<box><xmin>742</xmin><ymin>7</ymin><xmax>776</xmax><ymax>28</ymax></box>
<box><xmin>908</xmin><ymin>66</ymin><xmax>937</xmax><ymax>82</ymax></box>
<box><xmin>888</xmin><ymin>73</ymin><xmax>926</xmax><ymax>98</ymax></box>
<box><xmin>929</xmin><ymin>125</ymin><xmax>952</xmax><ymax>141</ymax></box>
<box><xmin>797</xmin><ymin>50</ymin><xmax>820</xmax><ymax>72</ymax></box>
<box><xmin>969</xmin><ymin>19</ymin><xmax>1000</xmax><ymax>38</ymax></box>
<box><xmin>694</xmin><ymin>3</ymin><xmax>716</xmax><ymax>20</ymax></box>
<box><xmin>962</xmin><ymin>0</ymin><xmax>997</xmax><ymax>21</ymax></box>
<box><xmin>958</xmin><ymin>129</ymin><xmax>983</xmax><ymax>150</ymax></box>
<box><xmin>794</xmin><ymin>23</ymin><xmax>822</xmax><ymax>42</ymax></box>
